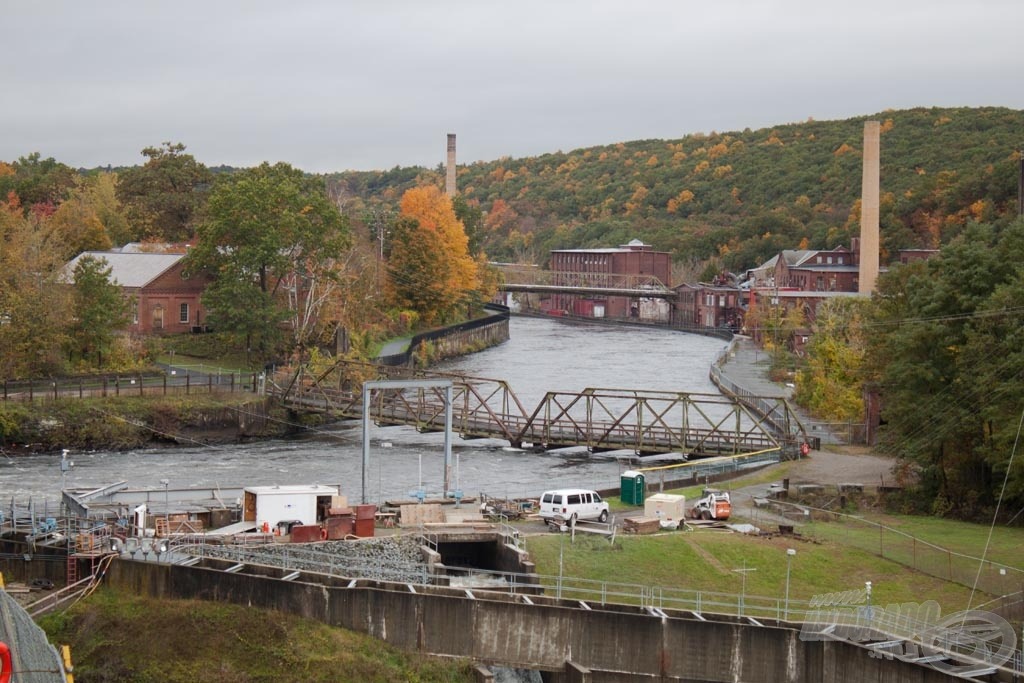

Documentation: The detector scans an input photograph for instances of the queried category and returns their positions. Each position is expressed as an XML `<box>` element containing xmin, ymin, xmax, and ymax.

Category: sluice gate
<box><xmin>270</xmin><ymin>361</ymin><xmax>808</xmax><ymax>457</ymax></box>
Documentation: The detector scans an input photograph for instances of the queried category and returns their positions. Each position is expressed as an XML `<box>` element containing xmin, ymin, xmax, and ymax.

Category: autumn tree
<box><xmin>185</xmin><ymin>162</ymin><xmax>350</xmax><ymax>362</ymax></box>
<box><xmin>67</xmin><ymin>255</ymin><xmax>132</xmax><ymax>367</ymax></box>
<box><xmin>0</xmin><ymin>153</ymin><xmax>78</xmax><ymax>212</ymax></box>
<box><xmin>47</xmin><ymin>174</ymin><xmax>135</xmax><ymax>257</ymax></box>
<box><xmin>386</xmin><ymin>186</ymin><xmax>480</xmax><ymax>324</ymax></box>
<box><xmin>483</xmin><ymin>198</ymin><xmax>518</xmax><ymax>237</ymax></box>
<box><xmin>793</xmin><ymin>297</ymin><xmax>867</xmax><ymax>421</ymax></box>
<box><xmin>0</xmin><ymin>194</ymin><xmax>71</xmax><ymax>377</ymax></box>
<box><xmin>117</xmin><ymin>142</ymin><xmax>212</xmax><ymax>242</ymax></box>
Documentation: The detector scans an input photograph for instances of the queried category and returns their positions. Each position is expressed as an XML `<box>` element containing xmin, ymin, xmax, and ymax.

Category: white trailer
<box><xmin>243</xmin><ymin>484</ymin><xmax>341</xmax><ymax>532</ymax></box>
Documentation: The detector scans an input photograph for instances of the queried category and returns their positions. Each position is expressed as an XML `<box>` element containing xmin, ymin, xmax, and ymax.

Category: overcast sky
<box><xmin>5</xmin><ymin>1</ymin><xmax>1023</xmax><ymax>173</ymax></box>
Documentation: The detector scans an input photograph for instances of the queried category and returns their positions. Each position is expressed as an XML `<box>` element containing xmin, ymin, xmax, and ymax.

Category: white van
<box><xmin>539</xmin><ymin>489</ymin><xmax>609</xmax><ymax>525</ymax></box>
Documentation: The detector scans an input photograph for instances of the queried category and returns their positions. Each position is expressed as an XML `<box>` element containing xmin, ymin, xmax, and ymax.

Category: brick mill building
<box><xmin>546</xmin><ymin>239</ymin><xmax>672</xmax><ymax>320</ymax></box>
<box><xmin>63</xmin><ymin>249</ymin><xmax>211</xmax><ymax>335</ymax></box>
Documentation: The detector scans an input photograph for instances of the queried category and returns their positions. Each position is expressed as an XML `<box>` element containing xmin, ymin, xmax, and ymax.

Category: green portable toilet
<box><xmin>620</xmin><ymin>470</ymin><xmax>645</xmax><ymax>505</ymax></box>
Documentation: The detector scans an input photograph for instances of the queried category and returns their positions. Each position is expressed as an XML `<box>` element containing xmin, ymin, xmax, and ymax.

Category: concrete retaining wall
<box><xmin>104</xmin><ymin>560</ymin><xmax>965</xmax><ymax>682</ymax></box>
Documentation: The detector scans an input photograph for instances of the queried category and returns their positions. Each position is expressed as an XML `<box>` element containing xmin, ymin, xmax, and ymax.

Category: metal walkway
<box><xmin>269</xmin><ymin>361</ymin><xmax>809</xmax><ymax>457</ymax></box>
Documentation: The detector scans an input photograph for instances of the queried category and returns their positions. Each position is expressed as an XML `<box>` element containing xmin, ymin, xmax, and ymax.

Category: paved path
<box><xmin>377</xmin><ymin>337</ymin><xmax>411</xmax><ymax>358</ymax></box>
<box><xmin>714</xmin><ymin>335</ymin><xmax>843</xmax><ymax>446</ymax></box>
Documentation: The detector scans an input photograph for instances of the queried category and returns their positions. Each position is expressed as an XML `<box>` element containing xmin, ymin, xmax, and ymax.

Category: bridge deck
<box><xmin>271</xmin><ymin>363</ymin><xmax>805</xmax><ymax>457</ymax></box>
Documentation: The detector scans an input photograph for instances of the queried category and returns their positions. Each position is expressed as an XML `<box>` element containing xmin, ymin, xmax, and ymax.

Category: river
<box><xmin>0</xmin><ymin>317</ymin><xmax>728</xmax><ymax>508</ymax></box>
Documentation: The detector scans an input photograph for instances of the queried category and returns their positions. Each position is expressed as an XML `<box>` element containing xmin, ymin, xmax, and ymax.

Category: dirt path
<box><xmin>681</xmin><ymin>535</ymin><xmax>731</xmax><ymax>575</ymax></box>
<box><xmin>783</xmin><ymin>446</ymin><xmax>899</xmax><ymax>488</ymax></box>
<box><xmin>725</xmin><ymin>446</ymin><xmax>898</xmax><ymax>530</ymax></box>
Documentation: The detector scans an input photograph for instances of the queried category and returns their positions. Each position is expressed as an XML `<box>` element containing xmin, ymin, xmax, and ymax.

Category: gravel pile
<box><xmin>182</xmin><ymin>536</ymin><xmax>430</xmax><ymax>583</ymax></box>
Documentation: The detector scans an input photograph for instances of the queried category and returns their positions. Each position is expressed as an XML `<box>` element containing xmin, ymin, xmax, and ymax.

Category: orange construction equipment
<box><xmin>689</xmin><ymin>489</ymin><xmax>732</xmax><ymax>521</ymax></box>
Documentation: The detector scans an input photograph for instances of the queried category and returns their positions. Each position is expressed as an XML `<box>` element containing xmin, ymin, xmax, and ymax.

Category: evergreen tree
<box><xmin>68</xmin><ymin>255</ymin><xmax>131</xmax><ymax>367</ymax></box>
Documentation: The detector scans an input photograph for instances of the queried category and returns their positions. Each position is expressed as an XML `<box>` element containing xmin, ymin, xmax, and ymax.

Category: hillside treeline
<box><xmin>330</xmin><ymin>106</ymin><xmax>1023</xmax><ymax>278</ymax></box>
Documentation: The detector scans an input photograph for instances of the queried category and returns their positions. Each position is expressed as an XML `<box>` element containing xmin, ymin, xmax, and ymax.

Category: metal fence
<box><xmin>0</xmin><ymin>590</ymin><xmax>69</xmax><ymax>682</ymax></box>
<box><xmin>710</xmin><ymin>340</ymin><xmax>868</xmax><ymax>447</ymax></box>
<box><xmin>637</xmin><ymin>449</ymin><xmax>782</xmax><ymax>492</ymax></box>
<box><xmin>789</xmin><ymin>503</ymin><xmax>1024</xmax><ymax>598</ymax></box>
<box><xmin>1</xmin><ymin>370</ymin><xmax>260</xmax><ymax>402</ymax></box>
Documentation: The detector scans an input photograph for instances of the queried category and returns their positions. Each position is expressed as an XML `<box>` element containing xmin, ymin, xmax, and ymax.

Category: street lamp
<box><xmin>784</xmin><ymin>548</ymin><xmax>796</xmax><ymax>621</ymax></box>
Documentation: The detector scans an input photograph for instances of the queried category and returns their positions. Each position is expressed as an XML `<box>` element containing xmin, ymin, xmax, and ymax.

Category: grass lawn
<box><xmin>523</xmin><ymin>529</ymin><xmax>994</xmax><ymax>617</ymax></box>
<box><xmin>155</xmin><ymin>351</ymin><xmax>253</xmax><ymax>374</ymax></box>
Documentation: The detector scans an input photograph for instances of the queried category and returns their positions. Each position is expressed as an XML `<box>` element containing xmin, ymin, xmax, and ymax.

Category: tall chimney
<box><xmin>859</xmin><ymin>121</ymin><xmax>880</xmax><ymax>294</ymax></box>
<box><xmin>446</xmin><ymin>133</ymin><xmax>457</xmax><ymax>197</ymax></box>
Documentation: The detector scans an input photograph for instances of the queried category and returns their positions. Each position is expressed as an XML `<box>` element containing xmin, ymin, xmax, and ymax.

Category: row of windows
<box><xmin>134</xmin><ymin>302</ymin><xmax>192</xmax><ymax>328</ymax></box>
<box><xmin>703</xmin><ymin>294</ymin><xmax>736</xmax><ymax>307</ymax></box>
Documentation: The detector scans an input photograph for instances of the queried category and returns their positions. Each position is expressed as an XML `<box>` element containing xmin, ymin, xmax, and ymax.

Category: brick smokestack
<box><xmin>859</xmin><ymin>121</ymin><xmax>880</xmax><ymax>294</ymax></box>
<box><xmin>446</xmin><ymin>133</ymin><xmax>457</xmax><ymax>197</ymax></box>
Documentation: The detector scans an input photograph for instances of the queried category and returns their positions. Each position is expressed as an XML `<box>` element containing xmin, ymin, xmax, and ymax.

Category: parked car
<box><xmin>539</xmin><ymin>488</ymin><xmax>609</xmax><ymax>526</ymax></box>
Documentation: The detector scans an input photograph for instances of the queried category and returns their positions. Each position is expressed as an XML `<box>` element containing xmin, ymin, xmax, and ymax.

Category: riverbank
<box><xmin>0</xmin><ymin>395</ymin><xmax>298</xmax><ymax>454</ymax></box>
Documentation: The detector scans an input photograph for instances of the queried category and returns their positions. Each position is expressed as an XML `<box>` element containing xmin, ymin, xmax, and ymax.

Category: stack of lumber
<box><xmin>622</xmin><ymin>516</ymin><xmax>661</xmax><ymax>534</ymax></box>
<box><xmin>399</xmin><ymin>503</ymin><xmax>445</xmax><ymax>526</ymax></box>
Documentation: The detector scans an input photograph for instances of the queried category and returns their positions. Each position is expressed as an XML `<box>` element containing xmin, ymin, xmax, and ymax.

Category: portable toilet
<box><xmin>620</xmin><ymin>470</ymin><xmax>645</xmax><ymax>505</ymax></box>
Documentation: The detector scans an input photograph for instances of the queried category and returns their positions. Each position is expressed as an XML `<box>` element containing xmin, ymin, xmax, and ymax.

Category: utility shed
<box><xmin>242</xmin><ymin>485</ymin><xmax>340</xmax><ymax>529</ymax></box>
<box><xmin>644</xmin><ymin>493</ymin><xmax>686</xmax><ymax>521</ymax></box>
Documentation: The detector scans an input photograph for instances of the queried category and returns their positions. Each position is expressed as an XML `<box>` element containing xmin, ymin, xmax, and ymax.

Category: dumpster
<box><xmin>354</xmin><ymin>504</ymin><xmax>377</xmax><ymax>538</ymax></box>
<box><xmin>620</xmin><ymin>470</ymin><xmax>645</xmax><ymax>505</ymax></box>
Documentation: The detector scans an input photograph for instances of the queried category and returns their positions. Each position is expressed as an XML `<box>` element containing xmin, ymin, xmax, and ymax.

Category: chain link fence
<box><xmin>792</xmin><ymin>504</ymin><xmax>1024</xmax><ymax>598</ymax></box>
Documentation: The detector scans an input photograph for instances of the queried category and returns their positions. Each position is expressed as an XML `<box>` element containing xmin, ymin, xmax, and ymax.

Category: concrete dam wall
<box><xmin>105</xmin><ymin>559</ymin><xmax>963</xmax><ymax>682</ymax></box>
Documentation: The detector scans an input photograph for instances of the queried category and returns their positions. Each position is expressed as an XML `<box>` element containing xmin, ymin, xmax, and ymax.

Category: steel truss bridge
<box><xmin>269</xmin><ymin>361</ymin><xmax>809</xmax><ymax>458</ymax></box>
<box><xmin>493</xmin><ymin>266</ymin><xmax>678</xmax><ymax>300</ymax></box>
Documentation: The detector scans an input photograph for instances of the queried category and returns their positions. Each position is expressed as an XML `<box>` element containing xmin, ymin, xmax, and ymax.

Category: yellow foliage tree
<box><xmin>707</xmin><ymin>143</ymin><xmax>729</xmax><ymax>160</ymax></box>
<box><xmin>624</xmin><ymin>185</ymin><xmax>649</xmax><ymax>214</ymax></box>
<box><xmin>666</xmin><ymin>189</ymin><xmax>695</xmax><ymax>213</ymax></box>
<box><xmin>387</xmin><ymin>185</ymin><xmax>480</xmax><ymax>324</ymax></box>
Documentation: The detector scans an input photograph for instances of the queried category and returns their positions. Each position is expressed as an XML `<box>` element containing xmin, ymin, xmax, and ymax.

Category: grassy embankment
<box><xmin>39</xmin><ymin>587</ymin><xmax>476</xmax><ymax>683</ymax></box>
<box><xmin>526</xmin><ymin>467</ymin><xmax>1024</xmax><ymax>617</ymax></box>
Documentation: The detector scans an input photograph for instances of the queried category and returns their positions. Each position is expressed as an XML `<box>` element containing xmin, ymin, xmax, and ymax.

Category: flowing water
<box><xmin>1</xmin><ymin>317</ymin><xmax>728</xmax><ymax>508</ymax></box>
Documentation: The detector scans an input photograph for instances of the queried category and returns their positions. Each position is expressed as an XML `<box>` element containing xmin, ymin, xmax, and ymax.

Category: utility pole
<box><xmin>732</xmin><ymin>561</ymin><xmax>757</xmax><ymax>616</ymax></box>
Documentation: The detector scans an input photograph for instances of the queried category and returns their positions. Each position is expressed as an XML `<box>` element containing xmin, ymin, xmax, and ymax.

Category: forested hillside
<box><xmin>330</xmin><ymin>106</ymin><xmax>1023</xmax><ymax>276</ymax></box>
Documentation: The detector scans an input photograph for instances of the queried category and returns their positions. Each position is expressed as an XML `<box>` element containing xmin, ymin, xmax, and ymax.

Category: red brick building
<box><xmin>546</xmin><ymin>239</ymin><xmax>672</xmax><ymax>320</ymax></box>
<box><xmin>64</xmin><ymin>251</ymin><xmax>211</xmax><ymax>335</ymax></box>
<box><xmin>672</xmin><ymin>282</ymin><xmax>743</xmax><ymax>330</ymax></box>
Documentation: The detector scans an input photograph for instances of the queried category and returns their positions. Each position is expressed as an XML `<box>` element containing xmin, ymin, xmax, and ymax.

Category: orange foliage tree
<box><xmin>386</xmin><ymin>186</ymin><xmax>480</xmax><ymax>324</ymax></box>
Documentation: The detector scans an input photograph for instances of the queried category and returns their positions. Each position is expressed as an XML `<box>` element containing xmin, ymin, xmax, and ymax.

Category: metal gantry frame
<box><xmin>361</xmin><ymin>379</ymin><xmax>453</xmax><ymax>504</ymax></box>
